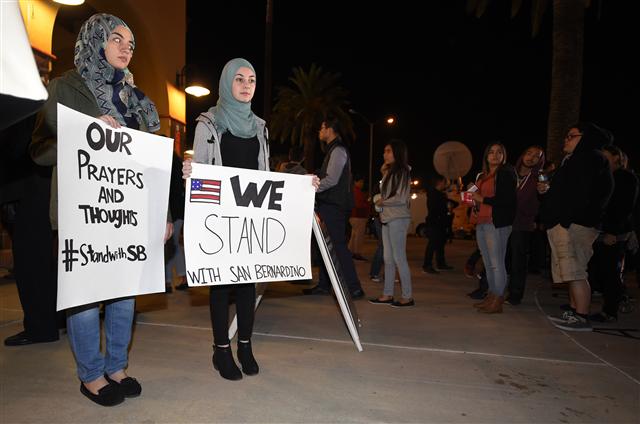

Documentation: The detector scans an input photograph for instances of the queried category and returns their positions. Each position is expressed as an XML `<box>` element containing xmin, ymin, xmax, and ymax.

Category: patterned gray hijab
<box><xmin>212</xmin><ymin>58</ymin><xmax>258</xmax><ymax>138</ymax></box>
<box><xmin>74</xmin><ymin>13</ymin><xmax>160</xmax><ymax>132</ymax></box>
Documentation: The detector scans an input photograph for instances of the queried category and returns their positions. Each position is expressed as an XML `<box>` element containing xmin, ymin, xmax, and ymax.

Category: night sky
<box><xmin>186</xmin><ymin>0</ymin><xmax>634</xmax><ymax>184</ymax></box>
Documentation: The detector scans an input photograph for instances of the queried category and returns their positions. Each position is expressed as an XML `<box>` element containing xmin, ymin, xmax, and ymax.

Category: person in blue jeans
<box><xmin>30</xmin><ymin>14</ymin><xmax>172</xmax><ymax>406</ymax></box>
<box><xmin>470</xmin><ymin>143</ymin><xmax>517</xmax><ymax>313</ymax></box>
<box><xmin>369</xmin><ymin>214</ymin><xmax>384</xmax><ymax>281</ymax></box>
<box><xmin>369</xmin><ymin>140</ymin><xmax>414</xmax><ymax>307</ymax></box>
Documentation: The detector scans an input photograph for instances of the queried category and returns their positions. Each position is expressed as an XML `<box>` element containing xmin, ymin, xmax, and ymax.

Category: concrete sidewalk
<box><xmin>1</xmin><ymin>237</ymin><xmax>638</xmax><ymax>423</ymax></box>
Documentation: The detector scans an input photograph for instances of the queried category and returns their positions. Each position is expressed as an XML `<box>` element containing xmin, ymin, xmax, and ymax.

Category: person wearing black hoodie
<box><xmin>588</xmin><ymin>145</ymin><xmax>638</xmax><ymax>322</ymax></box>
<box><xmin>538</xmin><ymin>122</ymin><xmax>614</xmax><ymax>331</ymax></box>
<box><xmin>505</xmin><ymin>146</ymin><xmax>545</xmax><ymax>305</ymax></box>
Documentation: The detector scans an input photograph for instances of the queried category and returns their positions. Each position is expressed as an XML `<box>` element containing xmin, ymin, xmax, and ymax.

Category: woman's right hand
<box><xmin>536</xmin><ymin>181</ymin><xmax>549</xmax><ymax>194</ymax></box>
<box><xmin>182</xmin><ymin>159</ymin><xmax>193</xmax><ymax>179</ymax></box>
<box><xmin>98</xmin><ymin>114</ymin><xmax>121</xmax><ymax>128</ymax></box>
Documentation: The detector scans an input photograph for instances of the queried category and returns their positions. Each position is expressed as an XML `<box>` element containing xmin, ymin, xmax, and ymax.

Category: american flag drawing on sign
<box><xmin>190</xmin><ymin>179</ymin><xmax>221</xmax><ymax>204</ymax></box>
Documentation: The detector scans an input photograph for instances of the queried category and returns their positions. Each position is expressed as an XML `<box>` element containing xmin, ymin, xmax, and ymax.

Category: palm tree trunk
<box><xmin>303</xmin><ymin>135</ymin><xmax>316</xmax><ymax>172</ymax></box>
<box><xmin>546</xmin><ymin>0</ymin><xmax>586</xmax><ymax>164</ymax></box>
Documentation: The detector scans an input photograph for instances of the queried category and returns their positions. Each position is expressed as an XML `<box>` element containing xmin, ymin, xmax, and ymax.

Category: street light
<box><xmin>176</xmin><ymin>65</ymin><xmax>210</xmax><ymax>97</ymax></box>
<box><xmin>349</xmin><ymin>109</ymin><xmax>395</xmax><ymax>193</ymax></box>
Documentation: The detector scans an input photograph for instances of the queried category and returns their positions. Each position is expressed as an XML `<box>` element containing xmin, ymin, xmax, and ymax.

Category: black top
<box><xmin>220</xmin><ymin>132</ymin><xmax>259</xmax><ymax>170</ymax></box>
<box><xmin>425</xmin><ymin>186</ymin><xmax>448</xmax><ymax>228</ymax></box>
<box><xmin>315</xmin><ymin>138</ymin><xmax>353</xmax><ymax>212</ymax></box>
<box><xmin>481</xmin><ymin>165</ymin><xmax>518</xmax><ymax>228</ymax></box>
<box><xmin>602</xmin><ymin>168</ymin><xmax>638</xmax><ymax>235</ymax></box>
<box><xmin>539</xmin><ymin>124</ymin><xmax>614</xmax><ymax>229</ymax></box>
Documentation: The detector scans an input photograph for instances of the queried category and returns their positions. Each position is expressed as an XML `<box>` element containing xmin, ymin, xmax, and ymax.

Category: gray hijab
<box><xmin>74</xmin><ymin>13</ymin><xmax>160</xmax><ymax>132</ymax></box>
<box><xmin>212</xmin><ymin>58</ymin><xmax>258</xmax><ymax>138</ymax></box>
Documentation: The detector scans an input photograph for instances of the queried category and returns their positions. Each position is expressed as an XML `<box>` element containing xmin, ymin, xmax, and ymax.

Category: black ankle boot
<box><xmin>237</xmin><ymin>340</ymin><xmax>259</xmax><ymax>376</ymax></box>
<box><xmin>212</xmin><ymin>345</ymin><xmax>242</xmax><ymax>381</ymax></box>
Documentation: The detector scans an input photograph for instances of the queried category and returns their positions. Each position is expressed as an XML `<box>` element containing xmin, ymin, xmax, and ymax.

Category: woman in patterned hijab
<box><xmin>30</xmin><ymin>13</ymin><xmax>167</xmax><ymax>408</ymax></box>
<box><xmin>74</xmin><ymin>13</ymin><xmax>159</xmax><ymax>132</ymax></box>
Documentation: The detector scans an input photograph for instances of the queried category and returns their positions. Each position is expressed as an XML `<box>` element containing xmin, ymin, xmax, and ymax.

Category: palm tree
<box><xmin>467</xmin><ymin>0</ymin><xmax>591</xmax><ymax>164</ymax></box>
<box><xmin>270</xmin><ymin>64</ymin><xmax>353</xmax><ymax>171</ymax></box>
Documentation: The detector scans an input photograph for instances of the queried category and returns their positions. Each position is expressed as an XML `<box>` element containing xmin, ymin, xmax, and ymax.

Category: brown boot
<box><xmin>473</xmin><ymin>293</ymin><xmax>494</xmax><ymax>308</ymax></box>
<box><xmin>478</xmin><ymin>295</ymin><xmax>504</xmax><ymax>314</ymax></box>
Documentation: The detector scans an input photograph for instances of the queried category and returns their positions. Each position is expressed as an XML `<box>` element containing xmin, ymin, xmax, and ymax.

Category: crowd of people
<box><xmin>1</xmin><ymin>11</ymin><xmax>637</xmax><ymax>410</ymax></box>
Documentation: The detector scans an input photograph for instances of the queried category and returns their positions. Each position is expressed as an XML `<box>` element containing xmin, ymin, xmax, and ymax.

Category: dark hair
<box><xmin>288</xmin><ymin>145</ymin><xmax>304</xmax><ymax>162</ymax></box>
<box><xmin>381</xmin><ymin>139</ymin><xmax>410</xmax><ymax>198</ymax></box>
<box><xmin>322</xmin><ymin>113</ymin><xmax>342</xmax><ymax>138</ymax></box>
<box><xmin>602</xmin><ymin>144</ymin><xmax>623</xmax><ymax>168</ymax></box>
<box><xmin>427</xmin><ymin>173</ymin><xmax>446</xmax><ymax>187</ymax></box>
<box><xmin>481</xmin><ymin>142</ymin><xmax>507</xmax><ymax>176</ymax></box>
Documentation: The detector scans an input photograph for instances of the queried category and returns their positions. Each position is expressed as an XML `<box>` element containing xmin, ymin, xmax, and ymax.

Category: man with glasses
<box><xmin>537</xmin><ymin>123</ymin><xmax>614</xmax><ymax>331</ymax></box>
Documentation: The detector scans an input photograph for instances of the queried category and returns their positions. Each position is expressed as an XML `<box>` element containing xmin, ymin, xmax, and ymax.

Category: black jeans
<box><xmin>209</xmin><ymin>284</ymin><xmax>256</xmax><ymax>346</ymax></box>
<box><xmin>316</xmin><ymin>203</ymin><xmax>362</xmax><ymax>292</ymax></box>
<box><xmin>423</xmin><ymin>226</ymin><xmax>447</xmax><ymax>269</ymax></box>
<box><xmin>588</xmin><ymin>241</ymin><xmax>626</xmax><ymax>317</ymax></box>
<box><xmin>13</xmin><ymin>173</ymin><xmax>59</xmax><ymax>340</ymax></box>
<box><xmin>507</xmin><ymin>230</ymin><xmax>532</xmax><ymax>303</ymax></box>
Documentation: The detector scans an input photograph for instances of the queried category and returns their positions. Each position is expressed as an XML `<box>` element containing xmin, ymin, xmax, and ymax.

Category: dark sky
<box><xmin>186</xmin><ymin>0</ymin><xmax>633</xmax><ymax>183</ymax></box>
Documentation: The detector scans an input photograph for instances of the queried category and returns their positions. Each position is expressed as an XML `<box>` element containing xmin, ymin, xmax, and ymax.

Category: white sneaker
<box><xmin>552</xmin><ymin>314</ymin><xmax>592</xmax><ymax>332</ymax></box>
<box><xmin>548</xmin><ymin>310</ymin><xmax>575</xmax><ymax>323</ymax></box>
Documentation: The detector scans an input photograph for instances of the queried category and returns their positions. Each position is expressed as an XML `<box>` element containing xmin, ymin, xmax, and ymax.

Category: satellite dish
<box><xmin>433</xmin><ymin>141</ymin><xmax>473</xmax><ymax>180</ymax></box>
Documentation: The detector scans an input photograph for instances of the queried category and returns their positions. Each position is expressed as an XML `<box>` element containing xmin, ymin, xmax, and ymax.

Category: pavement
<box><xmin>1</xmin><ymin>236</ymin><xmax>639</xmax><ymax>423</ymax></box>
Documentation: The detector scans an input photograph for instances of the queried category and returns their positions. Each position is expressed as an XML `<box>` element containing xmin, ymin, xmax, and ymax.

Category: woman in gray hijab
<box><xmin>30</xmin><ymin>13</ymin><xmax>170</xmax><ymax>406</ymax></box>
<box><xmin>183</xmin><ymin>58</ymin><xmax>268</xmax><ymax>381</ymax></box>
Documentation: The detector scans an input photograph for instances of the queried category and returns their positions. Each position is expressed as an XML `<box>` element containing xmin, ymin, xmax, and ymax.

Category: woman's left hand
<box><xmin>470</xmin><ymin>192</ymin><xmax>483</xmax><ymax>203</ymax></box>
<box><xmin>164</xmin><ymin>222</ymin><xmax>174</xmax><ymax>242</ymax></box>
<box><xmin>375</xmin><ymin>197</ymin><xmax>384</xmax><ymax>207</ymax></box>
<box><xmin>308</xmin><ymin>174</ymin><xmax>320</xmax><ymax>191</ymax></box>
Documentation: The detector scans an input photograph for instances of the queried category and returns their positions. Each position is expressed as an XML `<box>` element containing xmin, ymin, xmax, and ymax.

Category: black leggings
<box><xmin>209</xmin><ymin>284</ymin><xmax>256</xmax><ymax>346</ymax></box>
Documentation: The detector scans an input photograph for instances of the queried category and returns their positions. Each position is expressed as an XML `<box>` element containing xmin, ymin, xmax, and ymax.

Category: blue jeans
<box><xmin>66</xmin><ymin>298</ymin><xmax>135</xmax><ymax>382</ymax></box>
<box><xmin>382</xmin><ymin>218</ymin><xmax>412</xmax><ymax>299</ymax></box>
<box><xmin>369</xmin><ymin>216</ymin><xmax>384</xmax><ymax>277</ymax></box>
<box><xmin>476</xmin><ymin>223</ymin><xmax>512</xmax><ymax>296</ymax></box>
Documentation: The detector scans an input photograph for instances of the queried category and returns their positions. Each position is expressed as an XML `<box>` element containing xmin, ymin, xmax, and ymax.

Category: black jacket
<box><xmin>602</xmin><ymin>168</ymin><xmax>638</xmax><ymax>235</ymax></box>
<box><xmin>540</xmin><ymin>123</ymin><xmax>614</xmax><ymax>229</ymax></box>
<box><xmin>480</xmin><ymin>165</ymin><xmax>517</xmax><ymax>228</ymax></box>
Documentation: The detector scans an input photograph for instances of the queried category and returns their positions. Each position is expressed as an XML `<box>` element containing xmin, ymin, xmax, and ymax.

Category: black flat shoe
<box><xmin>237</xmin><ymin>341</ymin><xmax>259</xmax><ymax>376</ymax></box>
<box><xmin>368</xmin><ymin>297</ymin><xmax>394</xmax><ymax>305</ymax></box>
<box><xmin>302</xmin><ymin>285</ymin><xmax>330</xmax><ymax>295</ymax></box>
<box><xmin>80</xmin><ymin>382</ymin><xmax>124</xmax><ymax>407</ymax></box>
<box><xmin>105</xmin><ymin>374</ymin><xmax>142</xmax><ymax>398</ymax></box>
<box><xmin>350</xmin><ymin>289</ymin><xmax>365</xmax><ymax>299</ymax></box>
<box><xmin>391</xmin><ymin>299</ymin><xmax>415</xmax><ymax>308</ymax></box>
<box><xmin>4</xmin><ymin>331</ymin><xmax>58</xmax><ymax>346</ymax></box>
<box><xmin>213</xmin><ymin>345</ymin><xmax>242</xmax><ymax>381</ymax></box>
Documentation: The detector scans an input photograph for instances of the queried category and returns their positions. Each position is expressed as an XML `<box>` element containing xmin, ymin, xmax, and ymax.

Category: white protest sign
<box><xmin>184</xmin><ymin>163</ymin><xmax>315</xmax><ymax>286</ymax></box>
<box><xmin>56</xmin><ymin>104</ymin><xmax>173</xmax><ymax>310</ymax></box>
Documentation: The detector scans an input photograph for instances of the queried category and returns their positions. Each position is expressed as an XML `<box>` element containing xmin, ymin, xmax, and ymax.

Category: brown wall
<box><xmin>51</xmin><ymin>0</ymin><xmax>185</xmax><ymax>136</ymax></box>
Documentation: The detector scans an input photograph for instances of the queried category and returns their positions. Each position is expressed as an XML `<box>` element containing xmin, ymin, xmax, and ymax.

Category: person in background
<box><xmin>505</xmin><ymin>145</ymin><xmax>545</xmax><ymax>305</ymax></box>
<box><xmin>470</xmin><ymin>143</ymin><xmax>517</xmax><ymax>314</ymax></box>
<box><xmin>165</xmin><ymin>152</ymin><xmax>187</xmax><ymax>292</ymax></box>
<box><xmin>423</xmin><ymin>174</ymin><xmax>454</xmax><ymax>274</ymax></box>
<box><xmin>303</xmin><ymin>114</ymin><xmax>364</xmax><ymax>299</ymax></box>
<box><xmin>29</xmin><ymin>13</ymin><xmax>172</xmax><ymax>406</ymax></box>
<box><xmin>279</xmin><ymin>145</ymin><xmax>307</xmax><ymax>175</ymax></box>
<box><xmin>587</xmin><ymin>145</ymin><xmax>638</xmax><ymax>322</ymax></box>
<box><xmin>369</xmin><ymin>140</ymin><xmax>414</xmax><ymax>307</ymax></box>
<box><xmin>539</xmin><ymin>122</ymin><xmax>614</xmax><ymax>331</ymax></box>
<box><xmin>349</xmin><ymin>175</ymin><xmax>369</xmax><ymax>261</ymax></box>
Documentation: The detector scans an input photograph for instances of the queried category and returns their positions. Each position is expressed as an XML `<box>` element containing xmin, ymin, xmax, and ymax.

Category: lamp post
<box><xmin>349</xmin><ymin>109</ymin><xmax>395</xmax><ymax>192</ymax></box>
<box><xmin>349</xmin><ymin>109</ymin><xmax>374</xmax><ymax>192</ymax></box>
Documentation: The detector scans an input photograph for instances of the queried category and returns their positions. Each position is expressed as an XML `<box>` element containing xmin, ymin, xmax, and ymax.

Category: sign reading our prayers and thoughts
<box><xmin>184</xmin><ymin>163</ymin><xmax>315</xmax><ymax>286</ymax></box>
<box><xmin>56</xmin><ymin>104</ymin><xmax>173</xmax><ymax>310</ymax></box>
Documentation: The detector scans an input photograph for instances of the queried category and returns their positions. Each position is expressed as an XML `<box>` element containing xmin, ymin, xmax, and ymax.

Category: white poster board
<box><xmin>184</xmin><ymin>163</ymin><xmax>315</xmax><ymax>286</ymax></box>
<box><xmin>56</xmin><ymin>104</ymin><xmax>173</xmax><ymax>310</ymax></box>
